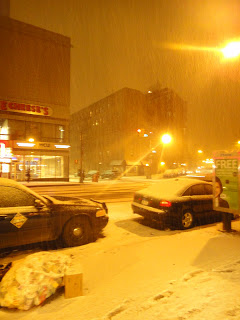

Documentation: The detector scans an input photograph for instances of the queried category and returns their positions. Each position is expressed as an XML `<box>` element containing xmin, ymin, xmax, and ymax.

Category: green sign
<box><xmin>214</xmin><ymin>158</ymin><xmax>239</xmax><ymax>212</ymax></box>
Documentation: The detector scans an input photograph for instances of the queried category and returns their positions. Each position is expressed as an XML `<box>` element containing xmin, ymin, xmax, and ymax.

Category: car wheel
<box><xmin>62</xmin><ymin>216</ymin><xmax>93</xmax><ymax>247</ymax></box>
<box><xmin>180</xmin><ymin>211</ymin><xmax>194</xmax><ymax>229</ymax></box>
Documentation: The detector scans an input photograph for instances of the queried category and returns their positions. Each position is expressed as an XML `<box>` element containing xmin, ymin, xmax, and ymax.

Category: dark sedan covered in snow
<box><xmin>0</xmin><ymin>178</ymin><xmax>108</xmax><ymax>250</ymax></box>
<box><xmin>132</xmin><ymin>178</ymin><xmax>222</xmax><ymax>229</ymax></box>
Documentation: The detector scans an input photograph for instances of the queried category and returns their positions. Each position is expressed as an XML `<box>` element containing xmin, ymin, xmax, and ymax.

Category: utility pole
<box><xmin>79</xmin><ymin>131</ymin><xmax>83</xmax><ymax>183</ymax></box>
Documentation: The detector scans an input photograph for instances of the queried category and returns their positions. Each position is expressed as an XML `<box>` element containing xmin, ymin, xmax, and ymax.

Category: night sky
<box><xmin>10</xmin><ymin>0</ymin><xmax>240</xmax><ymax>154</ymax></box>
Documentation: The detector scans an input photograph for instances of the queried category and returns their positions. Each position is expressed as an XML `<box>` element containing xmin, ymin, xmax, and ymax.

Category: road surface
<box><xmin>26</xmin><ymin>179</ymin><xmax>155</xmax><ymax>202</ymax></box>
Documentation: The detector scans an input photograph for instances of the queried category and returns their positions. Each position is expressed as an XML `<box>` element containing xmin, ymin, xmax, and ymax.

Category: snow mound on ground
<box><xmin>0</xmin><ymin>251</ymin><xmax>71</xmax><ymax>310</ymax></box>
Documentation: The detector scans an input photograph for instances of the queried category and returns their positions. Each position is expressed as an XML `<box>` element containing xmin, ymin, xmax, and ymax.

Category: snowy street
<box><xmin>1</xmin><ymin>202</ymin><xmax>240</xmax><ymax>319</ymax></box>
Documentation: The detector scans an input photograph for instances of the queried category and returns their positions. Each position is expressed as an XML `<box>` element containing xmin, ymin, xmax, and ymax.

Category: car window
<box><xmin>0</xmin><ymin>186</ymin><xmax>36</xmax><ymax>207</ymax></box>
<box><xmin>204</xmin><ymin>184</ymin><xmax>213</xmax><ymax>195</ymax></box>
<box><xmin>183</xmin><ymin>187</ymin><xmax>192</xmax><ymax>196</ymax></box>
<box><xmin>191</xmin><ymin>184</ymin><xmax>206</xmax><ymax>195</ymax></box>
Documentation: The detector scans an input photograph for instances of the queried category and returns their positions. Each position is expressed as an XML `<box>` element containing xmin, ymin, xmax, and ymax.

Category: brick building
<box><xmin>0</xmin><ymin>14</ymin><xmax>71</xmax><ymax>181</ymax></box>
<box><xmin>70</xmin><ymin>87</ymin><xmax>187</xmax><ymax>176</ymax></box>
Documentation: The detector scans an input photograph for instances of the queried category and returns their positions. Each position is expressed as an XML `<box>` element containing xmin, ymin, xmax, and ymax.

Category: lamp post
<box><xmin>160</xmin><ymin>133</ymin><xmax>172</xmax><ymax>167</ymax></box>
<box><xmin>79</xmin><ymin>131</ymin><xmax>83</xmax><ymax>183</ymax></box>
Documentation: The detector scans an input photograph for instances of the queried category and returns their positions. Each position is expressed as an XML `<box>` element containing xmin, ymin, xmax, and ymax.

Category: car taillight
<box><xmin>135</xmin><ymin>195</ymin><xmax>142</xmax><ymax>202</ymax></box>
<box><xmin>159</xmin><ymin>200</ymin><xmax>172</xmax><ymax>207</ymax></box>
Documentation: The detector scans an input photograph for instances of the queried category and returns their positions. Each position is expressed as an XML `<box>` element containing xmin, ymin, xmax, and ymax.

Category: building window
<box><xmin>13</xmin><ymin>154</ymin><xmax>65</xmax><ymax>180</ymax></box>
<box><xmin>26</xmin><ymin>122</ymin><xmax>41</xmax><ymax>141</ymax></box>
<box><xmin>41</xmin><ymin>123</ymin><xmax>55</xmax><ymax>142</ymax></box>
<box><xmin>56</xmin><ymin>125</ymin><xmax>65</xmax><ymax>142</ymax></box>
<box><xmin>0</xmin><ymin>119</ymin><xmax>9</xmax><ymax>140</ymax></box>
<box><xmin>8</xmin><ymin>119</ymin><xmax>25</xmax><ymax>140</ymax></box>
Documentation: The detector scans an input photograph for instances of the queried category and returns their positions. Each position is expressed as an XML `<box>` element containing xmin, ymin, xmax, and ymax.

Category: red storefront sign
<box><xmin>0</xmin><ymin>100</ymin><xmax>53</xmax><ymax>116</ymax></box>
<box><xmin>0</xmin><ymin>140</ymin><xmax>11</xmax><ymax>147</ymax></box>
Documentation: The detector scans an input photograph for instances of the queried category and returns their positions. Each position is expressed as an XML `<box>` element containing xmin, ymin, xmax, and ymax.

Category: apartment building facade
<box><xmin>70</xmin><ymin>87</ymin><xmax>187</xmax><ymax>176</ymax></box>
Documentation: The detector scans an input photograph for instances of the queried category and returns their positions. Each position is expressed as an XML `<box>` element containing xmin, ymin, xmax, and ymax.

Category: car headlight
<box><xmin>96</xmin><ymin>210</ymin><xmax>106</xmax><ymax>217</ymax></box>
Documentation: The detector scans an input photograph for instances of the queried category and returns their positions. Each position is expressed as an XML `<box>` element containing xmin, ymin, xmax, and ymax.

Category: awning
<box><xmin>110</xmin><ymin>160</ymin><xmax>126</xmax><ymax>166</ymax></box>
<box><xmin>125</xmin><ymin>161</ymin><xmax>144</xmax><ymax>166</ymax></box>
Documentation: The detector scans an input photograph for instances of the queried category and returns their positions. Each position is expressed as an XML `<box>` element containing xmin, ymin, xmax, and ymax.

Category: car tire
<box><xmin>179</xmin><ymin>210</ymin><xmax>194</xmax><ymax>229</ymax></box>
<box><xmin>62</xmin><ymin>216</ymin><xmax>93</xmax><ymax>247</ymax></box>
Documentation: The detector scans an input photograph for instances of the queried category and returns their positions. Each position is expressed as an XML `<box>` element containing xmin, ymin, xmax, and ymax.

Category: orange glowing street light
<box><xmin>221</xmin><ymin>41</ymin><xmax>240</xmax><ymax>59</ymax></box>
<box><xmin>161</xmin><ymin>133</ymin><xmax>172</xmax><ymax>144</ymax></box>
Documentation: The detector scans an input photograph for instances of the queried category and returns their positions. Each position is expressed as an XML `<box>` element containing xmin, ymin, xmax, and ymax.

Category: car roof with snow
<box><xmin>0</xmin><ymin>178</ymin><xmax>47</xmax><ymax>203</ymax></box>
<box><xmin>135</xmin><ymin>177</ymin><xmax>212</xmax><ymax>198</ymax></box>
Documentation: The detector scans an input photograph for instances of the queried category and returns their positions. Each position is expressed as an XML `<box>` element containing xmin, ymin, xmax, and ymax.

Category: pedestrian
<box><xmin>26</xmin><ymin>168</ymin><xmax>31</xmax><ymax>183</ymax></box>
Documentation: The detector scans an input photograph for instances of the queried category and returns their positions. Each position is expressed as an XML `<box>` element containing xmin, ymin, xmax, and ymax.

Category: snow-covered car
<box><xmin>0</xmin><ymin>178</ymin><xmax>108</xmax><ymax>250</ymax></box>
<box><xmin>132</xmin><ymin>177</ymin><xmax>221</xmax><ymax>230</ymax></box>
<box><xmin>162</xmin><ymin>169</ymin><xmax>179</xmax><ymax>178</ymax></box>
<box><xmin>85</xmin><ymin>170</ymin><xmax>99</xmax><ymax>179</ymax></box>
<box><xmin>100</xmin><ymin>170</ymin><xmax>119</xmax><ymax>179</ymax></box>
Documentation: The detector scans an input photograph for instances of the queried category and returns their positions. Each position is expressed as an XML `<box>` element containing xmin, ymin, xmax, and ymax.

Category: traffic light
<box><xmin>137</xmin><ymin>128</ymin><xmax>145</xmax><ymax>137</ymax></box>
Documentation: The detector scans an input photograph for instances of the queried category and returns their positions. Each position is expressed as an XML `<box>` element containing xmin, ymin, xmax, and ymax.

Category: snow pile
<box><xmin>0</xmin><ymin>252</ymin><xmax>71</xmax><ymax>310</ymax></box>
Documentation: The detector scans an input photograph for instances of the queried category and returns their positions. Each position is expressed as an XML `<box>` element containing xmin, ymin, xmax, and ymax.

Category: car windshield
<box><xmin>136</xmin><ymin>178</ymin><xmax>206</xmax><ymax>198</ymax></box>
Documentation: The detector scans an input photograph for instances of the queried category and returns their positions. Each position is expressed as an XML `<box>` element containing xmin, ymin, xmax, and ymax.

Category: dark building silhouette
<box><xmin>70</xmin><ymin>87</ymin><xmax>187</xmax><ymax>176</ymax></box>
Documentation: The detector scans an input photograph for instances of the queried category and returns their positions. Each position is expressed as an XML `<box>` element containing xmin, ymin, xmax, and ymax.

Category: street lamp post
<box><xmin>79</xmin><ymin>131</ymin><xmax>83</xmax><ymax>183</ymax></box>
<box><xmin>160</xmin><ymin>133</ymin><xmax>172</xmax><ymax>168</ymax></box>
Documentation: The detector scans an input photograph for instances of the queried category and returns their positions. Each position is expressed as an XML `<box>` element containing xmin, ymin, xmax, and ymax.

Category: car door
<box><xmin>190</xmin><ymin>183</ymin><xmax>214</xmax><ymax>220</ymax></box>
<box><xmin>202</xmin><ymin>184</ymin><xmax>214</xmax><ymax>213</ymax></box>
<box><xmin>188</xmin><ymin>184</ymin><xmax>206</xmax><ymax>217</ymax></box>
<box><xmin>0</xmin><ymin>185</ymin><xmax>52</xmax><ymax>249</ymax></box>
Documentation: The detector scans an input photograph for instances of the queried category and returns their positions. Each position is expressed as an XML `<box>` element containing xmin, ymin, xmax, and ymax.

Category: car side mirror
<box><xmin>35</xmin><ymin>199</ymin><xmax>45</xmax><ymax>209</ymax></box>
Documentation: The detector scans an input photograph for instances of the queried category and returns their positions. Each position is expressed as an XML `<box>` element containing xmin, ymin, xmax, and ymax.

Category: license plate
<box><xmin>142</xmin><ymin>199</ymin><xmax>149</xmax><ymax>205</ymax></box>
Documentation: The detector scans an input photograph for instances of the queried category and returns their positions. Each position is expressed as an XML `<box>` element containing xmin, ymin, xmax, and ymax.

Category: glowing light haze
<box><xmin>9</xmin><ymin>0</ymin><xmax>240</xmax><ymax>154</ymax></box>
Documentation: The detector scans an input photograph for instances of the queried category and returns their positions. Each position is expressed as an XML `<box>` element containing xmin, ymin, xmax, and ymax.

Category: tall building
<box><xmin>0</xmin><ymin>14</ymin><xmax>71</xmax><ymax>181</ymax></box>
<box><xmin>70</xmin><ymin>87</ymin><xmax>187</xmax><ymax>176</ymax></box>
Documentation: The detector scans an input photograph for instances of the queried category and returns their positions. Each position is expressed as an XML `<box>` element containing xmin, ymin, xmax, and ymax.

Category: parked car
<box><xmin>162</xmin><ymin>169</ymin><xmax>178</xmax><ymax>178</ymax></box>
<box><xmin>100</xmin><ymin>170</ymin><xmax>120</xmax><ymax>180</ymax></box>
<box><xmin>132</xmin><ymin>177</ymin><xmax>223</xmax><ymax>230</ymax></box>
<box><xmin>85</xmin><ymin>170</ymin><xmax>99</xmax><ymax>179</ymax></box>
<box><xmin>0</xmin><ymin>178</ymin><xmax>108</xmax><ymax>250</ymax></box>
<box><xmin>162</xmin><ymin>168</ymin><xmax>184</xmax><ymax>178</ymax></box>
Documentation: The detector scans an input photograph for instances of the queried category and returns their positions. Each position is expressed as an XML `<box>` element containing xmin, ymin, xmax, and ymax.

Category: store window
<box><xmin>56</xmin><ymin>125</ymin><xmax>65</xmax><ymax>142</ymax></box>
<box><xmin>25</xmin><ymin>155</ymin><xmax>41</xmax><ymax>179</ymax></box>
<box><xmin>38</xmin><ymin>155</ymin><xmax>64</xmax><ymax>179</ymax></box>
<box><xmin>41</xmin><ymin>123</ymin><xmax>56</xmax><ymax>142</ymax></box>
<box><xmin>8</xmin><ymin>119</ymin><xmax>25</xmax><ymax>140</ymax></box>
<box><xmin>12</xmin><ymin>154</ymin><xmax>65</xmax><ymax>180</ymax></box>
<box><xmin>26</xmin><ymin>122</ymin><xmax>41</xmax><ymax>141</ymax></box>
<box><xmin>41</xmin><ymin>123</ymin><xmax>65</xmax><ymax>142</ymax></box>
<box><xmin>0</xmin><ymin>119</ymin><xmax>9</xmax><ymax>140</ymax></box>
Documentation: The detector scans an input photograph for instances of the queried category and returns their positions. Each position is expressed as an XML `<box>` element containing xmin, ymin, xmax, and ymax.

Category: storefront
<box><xmin>9</xmin><ymin>141</ymin><xmax>70</xmax><ymax>181</ymax></box>
<box><xmin>0</xmin><ymin>142</ymin><xmax>70</xmax><ymax>181</ymax></box>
